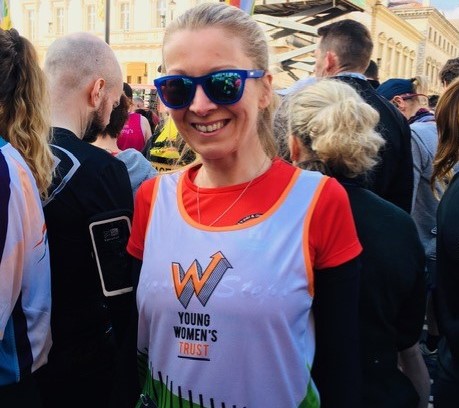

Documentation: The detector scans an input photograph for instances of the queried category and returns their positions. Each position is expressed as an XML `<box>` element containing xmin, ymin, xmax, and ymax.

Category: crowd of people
<box><xmin>3</xmin><ymin>3</ymin><xmax>459</xmax><ymax>408</ymax></box>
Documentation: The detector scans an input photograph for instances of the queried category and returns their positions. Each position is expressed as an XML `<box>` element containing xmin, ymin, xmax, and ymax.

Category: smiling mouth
<box><xmin>193</xmin><ymin>120</ymin><xmax>228</xmax><ymax>133</ymax></box>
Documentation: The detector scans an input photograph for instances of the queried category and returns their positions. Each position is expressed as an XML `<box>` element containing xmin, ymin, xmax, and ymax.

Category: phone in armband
<box><xmin>89</xmin><ymin>213</ymin><xmax>133</xmax><ymax>297</ymax></box>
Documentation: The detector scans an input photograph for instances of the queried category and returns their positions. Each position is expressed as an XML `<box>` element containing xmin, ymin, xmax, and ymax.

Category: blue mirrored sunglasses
<box><xmin>154</xmin><ymin>69</ymin><xmax>265</xmax><ymax>109</ymax></box>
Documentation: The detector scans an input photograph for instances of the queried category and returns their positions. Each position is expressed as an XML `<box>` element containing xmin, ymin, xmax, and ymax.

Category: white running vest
<box><xmin>137</xmin><ymin>168</ymin><xmax>326</xmax><ymax>408</ymax></box>
<box><xmin>0</xmin><ymin>139</ymin><xmax>52</xmax><ymax>385</ymax></box>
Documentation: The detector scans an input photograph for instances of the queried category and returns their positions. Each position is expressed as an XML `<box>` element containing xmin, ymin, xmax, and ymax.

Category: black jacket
<box><xmin>334</xmin><ymin>76</ymin><xmax>414</xmax><ymax>213</ymax></box>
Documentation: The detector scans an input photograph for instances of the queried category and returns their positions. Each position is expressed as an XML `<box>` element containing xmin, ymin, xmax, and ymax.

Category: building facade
<box><xmin>9</xmin><ymin>0</ymin><xmax>459</xmax><ymax>93</ymax></box>
<box><xmin>330</xmin><ymin>0</ymin><xmax>459</xmax><ymax>93</ymax></box>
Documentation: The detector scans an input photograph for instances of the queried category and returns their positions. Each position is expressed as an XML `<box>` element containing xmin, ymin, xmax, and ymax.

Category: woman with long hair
<box><xmin>0</xmin><ymin>28</ymin><xmax>53</xmax><ymax>406</ymax></box>
<box><xmin>430</xmin><ymin>77</ymin><xmax>459</xmax><ymax>407</ymax></box>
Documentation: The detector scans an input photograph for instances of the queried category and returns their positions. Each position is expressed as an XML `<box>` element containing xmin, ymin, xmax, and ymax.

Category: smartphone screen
<box><xmin>89</xmin><ymin>215</ymin><xmax>133</xmax><ymax>296</ymax></box>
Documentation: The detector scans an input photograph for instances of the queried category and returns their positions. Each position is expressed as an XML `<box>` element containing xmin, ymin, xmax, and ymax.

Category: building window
<box><xmin>120</xmin><ymin>2</ymin><xmax>130</xmax><ymax>31</ymax></box>
<box><xmin>86</xmin><ymin>4</ymin><xmax>96</xmax><ymax>31</ymax></box>
<box><xmin>26</xmin><ymin>8</ymin><xmax>36</xmax><ymax>41</ymax></box>
<box><xmin>55</xmin><ymin>7</ymin><xmax>65</xmax><ymax>35</ymax></box>
<box><xmin>158</xmin><ymin>0</ymin><xmax>166</xmax><ymax>27</ymax></box>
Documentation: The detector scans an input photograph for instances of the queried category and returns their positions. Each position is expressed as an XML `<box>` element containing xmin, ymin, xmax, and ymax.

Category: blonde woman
<box><xmin>286</xmin><ymin>78</ymin><xmax>430</xmax><ymax>408</ymax></box>
<box><xmin>128</xmin><ymin>3</ymin><xmax>363</xmax><ymax>407</ymax></box>
<box><xmin>0</xmin><ymin>28</ymin><xmax>53</xmax><ymax>406</ymax></box>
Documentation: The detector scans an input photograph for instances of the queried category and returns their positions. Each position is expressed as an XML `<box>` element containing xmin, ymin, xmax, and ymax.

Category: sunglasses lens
<box><xmin>206</xmin><ymin>71</ymin><xmax>244</xmax><ymax>103</ymax></box>
<box><xmin>159</xmin><ymin>77</ymin><xmax>194</xmax><ymax>108</ymax></box>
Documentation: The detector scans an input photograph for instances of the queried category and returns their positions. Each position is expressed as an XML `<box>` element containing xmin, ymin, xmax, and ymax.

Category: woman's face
<box><xmin>162</xmin><ymin>27</ymin><xmax>272</xmax><ymax>161</ymax></box>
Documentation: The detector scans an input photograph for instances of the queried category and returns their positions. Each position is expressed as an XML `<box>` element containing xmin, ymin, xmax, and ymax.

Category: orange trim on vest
<box><xmin>303</xmin><ymin>173</ymin><xmax>329</xmax><ymax>297</ymax></box>
<box><xmin>146</xmin><ymin>174</ymin><xmax>161</xmax><ymax>237</ymax></box>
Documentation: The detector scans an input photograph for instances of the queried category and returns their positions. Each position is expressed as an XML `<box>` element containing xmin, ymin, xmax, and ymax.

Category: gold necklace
<box><xmin>196</xmin><ymin>157</ymin><xmax>269</xmax><ymax>227</ymax></box>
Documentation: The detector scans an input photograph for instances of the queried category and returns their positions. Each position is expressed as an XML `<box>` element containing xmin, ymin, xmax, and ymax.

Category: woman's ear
<box><xmin>288</xmin><ymin>134</ymin><xmax>301</xmax><ymax>164</ymax></box>
<box><xmin>258</xmin><ymin>72</ymin><xmax>273</xmax><ymax>109</ymax></box>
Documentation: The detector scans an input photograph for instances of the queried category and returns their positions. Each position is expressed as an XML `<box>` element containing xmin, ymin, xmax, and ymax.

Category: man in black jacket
<box><xmin>36</xmin><ymin>32</ymin><xmax>135</xmax><ymax>408</ymax></box>
<box><xmin>314</xmin><ymin>19</ymin><xmax>414</xmax><ymax>213</ymax></box>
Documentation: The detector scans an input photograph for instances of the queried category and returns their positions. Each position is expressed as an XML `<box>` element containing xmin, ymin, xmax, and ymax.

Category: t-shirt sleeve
<box><xmin>127</xmin><ymin>178</ymin><xmax>157</xmax><ymax>260</ymax></box>
<box><xmin>309</xmin><ymin>178</ymin><xmax>362</xmax><ymax>270</ymax></box>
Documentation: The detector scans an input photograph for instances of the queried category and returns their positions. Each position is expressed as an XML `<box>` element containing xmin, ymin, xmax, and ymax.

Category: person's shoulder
<box><xmin>139</xmin><ymin>113</ymin><xmax>149</xmax><ymax>122</ymax></box>
<box><xmin>118</xmin><ymin>148</ymin><xmax>157</xmax><ymax>171</ymax></box>
<box><xmin>313</xmin><ymin>176</ymin><xmax>351</xmax><ymax>210</ymax></box>
<box><xmin>272</xmin><ymin>156</ymin><xmax>295</xmax><ymax>172</ymax></box>
<box><xmin>51</xmin><ymin>129</ymin><xmax>125</xmax><ymax>172</ymax></box>
<box><xmin>137</xmin><ymin>175</ymin><xmax>158</xmax><ymax>197</ymax></box>
<box><xmin>410</xmin><ymin>120</ymin><xmax>437</xmax><ymax>134</ymax></box>
<box><xmin>76</xmin><ymin>143</ymin><xmax>131</xmax><ymax>183</ymax></box>
<box><xmin>350</xmin><ymin>186</ymin><xmax>416</xmax><ymax>229</ymax></box>
<box><xmin>0</xmin><ymin>142</ymin><xmax>35</xmax><ymax>183</ymax></box>
<box><xmin>442</xmin><ymin>173</ymin><xmax>459</xmax><ymax>200</ymax></box>
<box><xmin>88</xmin><ymin>143</ymin><xmax>125</xmax><ymax>165</ymax></box>
<box><xmin>335</xmin><ymin>75</ymin><xmax>404</xmax><ymax>118</ymax></box>
<box><xmin>334</xmin><ymin>75</ymin><xmax>368</xmax><ymax>89</ymax></box>
<box><xmin>117</xmin><ymin>148</ymin><xmax>142</xmax><ymax>160</ymax></box>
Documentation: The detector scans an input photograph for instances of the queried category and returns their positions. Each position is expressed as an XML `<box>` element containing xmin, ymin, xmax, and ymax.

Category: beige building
<box><xmin>261</xmin><ymin>0</ymin><xmax>459</xmax><ymax>93</ymax></box>
<box><xmin>9</xmin><ymin>0</ymin><xmax>459</xmax><ymax>94</ymax></box>
<box><xmin>10</xmin><ymin>0</ymin><xmax>175</xmax><ymax>88</ymax></box>
<box><xmin>390</xmin><ymin>5</ymin><xmax>459</xmax><ymax>91</ymax></box>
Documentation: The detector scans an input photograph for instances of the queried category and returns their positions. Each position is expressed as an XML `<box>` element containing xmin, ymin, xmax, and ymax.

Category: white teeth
<box><xmin>195</xmin><ymin>121</ymin><xmax>225</xmax><ymax>133</ymax></box>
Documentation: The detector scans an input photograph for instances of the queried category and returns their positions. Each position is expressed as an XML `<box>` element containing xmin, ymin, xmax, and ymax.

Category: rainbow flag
<box><xmin>225</xmin><ymin>0</ymin><xmax>256</xmax><ymax>15</ymax></box>
<box><xmin>0</xmin><ymin>0</ymin><xmax>11</xmax><ymax>30</ymax></box>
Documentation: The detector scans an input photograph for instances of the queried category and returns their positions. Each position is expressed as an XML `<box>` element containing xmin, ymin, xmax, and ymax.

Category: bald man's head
<box><xmin>44</xmin><ymin>32</ymin><xmax>123</xmax><ymax>138</ymax></box>
<box><xmin>44</xmin><ymin>32</ymin><xmax>122</xmax><ymax>93</ymax></box>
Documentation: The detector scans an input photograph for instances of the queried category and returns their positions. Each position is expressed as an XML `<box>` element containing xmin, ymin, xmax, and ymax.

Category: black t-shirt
<box><xmin>43</xmin><ymin>127</ymin><xmax>134</xmax><ymax>350</ymax></box>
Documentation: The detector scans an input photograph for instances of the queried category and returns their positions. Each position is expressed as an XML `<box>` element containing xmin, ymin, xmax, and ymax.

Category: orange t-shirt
<box><xmin>128</xmin><ymin>157</ymin><xmax>362</xmax><ymax>269</ymax></box>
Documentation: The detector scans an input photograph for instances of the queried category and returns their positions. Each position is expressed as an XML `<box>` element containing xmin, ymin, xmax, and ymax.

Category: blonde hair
<box><xmin>287</xmin><ymin>79</ymin><xmax>385</xmax><ymax>178</ymax></box>
<box><xmin>0</xmin><ymin>28</ymin><xmax>53</xmax><ymax>197</ymax></box>
<box><xmin>162</xmin><ymin>2</ymin><xmax>278</xmax><ymax>158</ymax></box>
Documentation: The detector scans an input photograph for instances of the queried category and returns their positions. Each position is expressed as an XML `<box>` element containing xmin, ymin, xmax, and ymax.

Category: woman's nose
<box><xmin>189</xmin><ymin>85</ymin><xmax>218</xmax><ymax>116</ymax></box>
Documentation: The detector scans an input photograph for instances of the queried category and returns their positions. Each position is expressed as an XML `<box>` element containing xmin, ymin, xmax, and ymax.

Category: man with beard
<box><xmin>36</xmin><ymin>32</ymin><xmax>134</xmax><ymax>408</ymax></box>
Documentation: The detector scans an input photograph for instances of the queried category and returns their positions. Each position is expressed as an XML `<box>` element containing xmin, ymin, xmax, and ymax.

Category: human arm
<box><xmin>140</xmin><ymin>115</ymin><xmax>153</xmax><ymax>144</ymax></box>
<box><xmin>398</xmin><ymin>343</ymin><xmax>430</xmax><ymax>408</ymax></box>
<box><xmin>410</xmin><ymin>129</ymin><xmax>424</xmax><ymax>214</ymax></box>
<box><xmin>393</xmin><ymin>210</ymin><xmax>428</xmax><ymax>407</ymax></box>
<box><xmin>0</xmin><ymin>154</ymin><xmax>50</xmax><ymax>340</ymax></box>
<box><xmin>309</xmin><ymin>178</ymin><xmax>362</xmax><ymax>407</ymax></box>
<box><xmin>312</xmin><ymin>257</ymin><xmax>362</xmax><ymax>408</ymax></box>
<box><xmin>126</xmin><ymin>177</ymin><xmax>157</xmax><ymax>260</ymax></box>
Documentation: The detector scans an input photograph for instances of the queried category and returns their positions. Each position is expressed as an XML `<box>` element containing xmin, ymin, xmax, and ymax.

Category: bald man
<box><xmin>36</xmin><ymin>33</ymin><xmax>135</xmax><ymax>407</ymax></box>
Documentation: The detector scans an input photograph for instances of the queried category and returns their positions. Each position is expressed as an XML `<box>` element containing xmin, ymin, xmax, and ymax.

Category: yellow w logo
<box><xmin>172</xmin><ymin>252</ymin><xmax>232</xmax><ymax>308</ymax></box>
